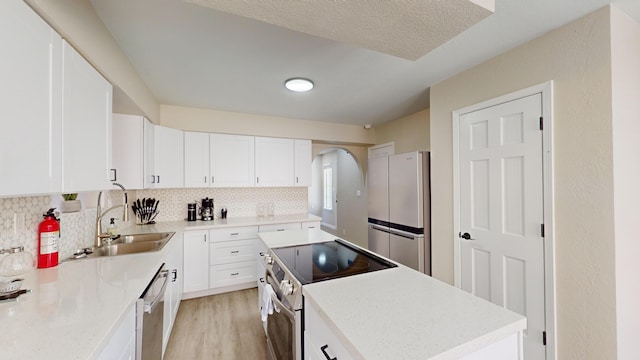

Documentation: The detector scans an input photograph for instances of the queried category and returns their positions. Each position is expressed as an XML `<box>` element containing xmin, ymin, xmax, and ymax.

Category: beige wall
<box><xmin>430</xmin><ymin>6</ymin><xmax>616</xmax><ymax>359</ymax></box>
<box><xmin>611</xmin><ymin>6</ymin><xmax>640</xmax><ymax>357</ymax></box>
<box><xmin>25</xmin><ymin>0</ymin><xmax>160</xmax><ymax>121</ymax></box>
<box><xmin>336</xmin><ymin>150</ymin><xmax>368</xmax><ymax>248</ymax></box>
<box><xmin>374</xmin><ymin>109</ymin><xmax>430</xmax><ymax>153</ymax></box>
<box><xmin>161</xmin><ymin>105</ymin><xmax>375</xmax><ymax>146</ymax></box>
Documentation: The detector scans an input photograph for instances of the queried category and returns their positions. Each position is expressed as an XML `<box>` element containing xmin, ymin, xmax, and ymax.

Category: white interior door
<box><xmin>459</xmin><ymin>94</ymin><xmax>546</xmax><ymax>359</ymax></box>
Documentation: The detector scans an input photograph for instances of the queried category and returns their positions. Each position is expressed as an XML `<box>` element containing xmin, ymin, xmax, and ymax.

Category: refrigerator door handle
<box><xmin>369</xmin><ymin>224</ymin><xmax>391</xmax><ymax>233</ymax></box>
<box><xmin>389</xmin><ymin>227</ymin><xmax>425</xmax><ymax>240</ymax></box>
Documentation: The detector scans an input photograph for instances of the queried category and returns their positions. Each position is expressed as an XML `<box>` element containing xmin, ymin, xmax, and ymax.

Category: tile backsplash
<box><xmin>0</xmin><ymin>187</ymin><xmax>308</xmax><ymax>266</ymax></box>
<box><xmin>136</xmin><ymin>187</ymin><xmax>308</xmax><ymax>221</ymax></box>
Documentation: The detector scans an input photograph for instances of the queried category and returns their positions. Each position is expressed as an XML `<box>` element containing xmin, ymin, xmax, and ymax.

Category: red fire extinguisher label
<box><xmin>40</xmin><ymin>231</ymin><xmax>59</xmax><ymax>254</ymax></box>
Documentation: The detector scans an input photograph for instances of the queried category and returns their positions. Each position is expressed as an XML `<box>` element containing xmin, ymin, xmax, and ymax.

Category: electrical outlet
<box><xmin>14</xmin><ymin>213</ymin><xmax>26</xmax><ymax>234</ymax></box>
<box><xmin>356</xmin><ymin>190</ymin><xmax>361</xmax><ymax>197</ymax></box>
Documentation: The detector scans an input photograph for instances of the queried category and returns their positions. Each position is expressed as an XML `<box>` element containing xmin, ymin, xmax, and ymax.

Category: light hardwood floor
<box><xmin>165</xmin><ymin>288</ymin><xmax>268</xmax><ymax>359</ymax></box>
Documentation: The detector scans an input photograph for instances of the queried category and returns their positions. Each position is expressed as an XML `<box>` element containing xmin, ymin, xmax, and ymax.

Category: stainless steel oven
<box><xmin>265</xmin><ymin>271</ymin><xmax>301</xmax><ymax>360</ymax></box>
<box><xmin>263</xmin><ymin>239</ymin><xmax>397</xmax><ymax>360</ymax></box>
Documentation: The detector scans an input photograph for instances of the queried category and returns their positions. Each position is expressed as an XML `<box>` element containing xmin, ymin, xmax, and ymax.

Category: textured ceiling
<box><xmin>90</xmin><ymin>0</ymin><xmax>635</xmax><ymax>126</ymax></box>
<box><xmin>183</xmin><ymin>0</ymin><xmax>494</xmax><ymax>60</ymax></box>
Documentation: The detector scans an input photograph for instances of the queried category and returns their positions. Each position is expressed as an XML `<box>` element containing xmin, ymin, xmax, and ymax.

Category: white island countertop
<box><xmin>259</xmin><ymin>229</ymin><xmax>527</xmax><ymax>360</ymax></box>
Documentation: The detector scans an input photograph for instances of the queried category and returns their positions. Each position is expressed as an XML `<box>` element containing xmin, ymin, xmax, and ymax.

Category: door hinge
<box><xmin>539</xmin><ymin>116</ymin><xmax>544</xmax><ymax>131</ymax></box>
<box><xmin>541</xmin><ymin>224</ymin><xmax>545</xmax><ymax>237</ymax></box>
<box><xmin>543</xmin><ymin>331</ymin><xmax>547</xmax><ymax>346</ymax></box>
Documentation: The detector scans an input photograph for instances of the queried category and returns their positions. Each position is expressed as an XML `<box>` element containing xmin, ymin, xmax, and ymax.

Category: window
<box><xmin>323</xmin><ymin>166</ymin><xmax>333</xmax><ymax>210</ymax></box>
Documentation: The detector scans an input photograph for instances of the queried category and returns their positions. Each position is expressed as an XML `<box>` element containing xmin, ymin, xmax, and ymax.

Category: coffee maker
<box><xmin>200</xmin><ymin>197</ymin><xmax>214</xmax><ymax>221</ymax></box>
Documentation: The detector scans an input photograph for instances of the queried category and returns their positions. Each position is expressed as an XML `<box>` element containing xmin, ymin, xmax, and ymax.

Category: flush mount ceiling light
<box><xmin>285</xmin><ymin>78</ymin><xmax>314</xmax><ymax>92</ymax></box>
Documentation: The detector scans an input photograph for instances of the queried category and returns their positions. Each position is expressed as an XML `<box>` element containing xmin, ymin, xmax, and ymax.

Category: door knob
<box><xmin>459</xmin><ymin>232</ymin><xmax>475</xmax><ymax>240</ymax></box>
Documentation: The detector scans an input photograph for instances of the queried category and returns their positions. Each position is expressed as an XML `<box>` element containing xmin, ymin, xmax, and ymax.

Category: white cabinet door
<box><xmin>305</xmin><ymin>300</ymin><xmax>353</xmax><ymax>360</ymax></box>
<box><xmin>183</xmin><ymin>230</ymin><xmax>209</xmax><ymax>293</ymax></box>
<box><xmin>143</xmin><ymin>119</ymin><xmax>155</xmax><ymax>188</ymax></box>
<box><xmin>255</xmin><ymin>137</ymin><xmax>294</xmax><ymax>187</ymax></box>
<box><xmin>152</xmin><ymin>125</ymin><xmax>184</xmax><ymax>189</ymax></box>
<box><xmin>0</xmin><ymin>0</ymin><xmax>62</xmax><ymax>196</ymax></box>
<box><xmin>302</xmin><ymin>221</ymin><xmax>321</xmax><ymax>230</ymax></box>
<box><xmin>294</xmin><ymin>139</ymin><xmax>312</xmax><ymax>187</ymax></box>
<box><xmin>97</xmin><ymin>304</ymin><xmax>136</xmax><ymax>360</ymax></box>
<box><xmin>111</xmin><ymin>114</ymin><xmax>144</xmax><ymax>189</ymax></box>
<box><xmin>258</xmin><ymin>222</ymin><xmax>302</xmax><ymax>233</ymax></box>
<box><xmin>184</xmin><ymin>131</ymin><xmax>210</xmax><ymax>188</ymax></box>
<box><xmin>163</xmin><ymin>232</ymin><xmax>183</xmax><ymax>356</ymax></box>
<box><xmin>210</xmin><ymin>134</ymin><xmax>255</xmax><ymax>187</ymax></box>
<box><xmin>62</xmin><ymin>40</ymin><xmax>113</xmax><ymax>192</ymax></box>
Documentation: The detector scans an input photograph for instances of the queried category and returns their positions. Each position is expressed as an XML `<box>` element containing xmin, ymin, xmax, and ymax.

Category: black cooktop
<box><xmin>271</xmin><ymin>239</ymin><xmax>397</xmax><ymax>285</ymax></box>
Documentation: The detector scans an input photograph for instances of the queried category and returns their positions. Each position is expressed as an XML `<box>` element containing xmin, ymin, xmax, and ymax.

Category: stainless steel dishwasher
<box><xmin>136</xmin><ymin>264</ymin><xmax>168</xmax><ymax>360</ymax></box>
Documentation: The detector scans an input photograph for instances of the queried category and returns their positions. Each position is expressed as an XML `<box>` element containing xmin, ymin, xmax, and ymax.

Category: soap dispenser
<box><xmin>107</xmin><ymin>218</ymin><xmax>118</xmax><ymax>236</ymax></box>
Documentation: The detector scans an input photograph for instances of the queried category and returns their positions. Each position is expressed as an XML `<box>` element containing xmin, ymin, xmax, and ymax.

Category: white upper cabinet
<box><xmin>143</xmin><ymin>119</ymin><xmax>155</xmax><ymax>189</ymax></box>
<box><xmin>0</xmin><ymin>0</ymin><xmax>62</xmax><ymax>196</ymax></box>
<box><xmin>184</xmin><ymin>131</ymin><xmax>210</xmax><ymax>188</ymax></box>
<box><xmin>61</xmin><ymin>41</ymin><xmax>113</xmax><ymax>193</ymax></box>
<box><xmin>294</xmin><ymin>139</ymin><xmax>312</xmax><ymax>187</ymax></box>
<box><xmin>111</xmin><ymin>114</ymin><xmax>145</xmax><ymax>189</ymax></box>
<box><xmin>61</xmin><ymin>41</ymin><xmax>113</xmax><ymax>192</ymax></box>
<box><xmin>150</xmin><ymin>125</ymin><xmax>184</xmax><ymax>189</ymax></box>
<box><xmin>210</xmin><ymin>134</ymin><xmax>255</xmax><ymax>187</ymax></box>
<box><xmin>255</xmin><ymin>137</ymin><xmax>294</xmax><ymax>187</ymax></box>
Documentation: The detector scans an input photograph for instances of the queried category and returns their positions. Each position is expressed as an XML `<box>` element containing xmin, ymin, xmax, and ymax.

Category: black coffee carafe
<box><xmin>187</xmin><ymin>202</ymin><xmax>197</xmax><ymax>221</ymax></box>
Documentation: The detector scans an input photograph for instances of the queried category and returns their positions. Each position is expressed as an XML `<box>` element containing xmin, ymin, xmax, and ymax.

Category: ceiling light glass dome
<box><xmin>285</xmin><ymin>78</ymin><xmax>314</xmax><ymax>92</ymax></box>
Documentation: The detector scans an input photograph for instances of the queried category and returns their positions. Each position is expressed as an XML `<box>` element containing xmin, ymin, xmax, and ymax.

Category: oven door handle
<box><xmin>269</xmin><ymin>293</ymin><xmax>296</xmax><ymax>319</ymax></box>
<box><xmin>266</xmin><ymin>274</ymin><xmax>296</xmax><ymax>319</ymax></box>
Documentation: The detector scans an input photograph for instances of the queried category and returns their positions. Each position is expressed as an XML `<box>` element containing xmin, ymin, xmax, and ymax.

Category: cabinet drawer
<box><xmin>301</xmin><ymin>221</ymin><xmax>320</xmax><ymax>230</ymax></box>
<box><xmin>210</xmin><ymin>261</ymin><xmax>257</xmax><ymax>288</ymax></box>
<box><xmin>258</xmin><ymin>222</ymin><xmax>301</xmax><ymax>233</ymax></box>
<box><xmin>210</xmin><ymin>239</ymin><xmax>256</xmax><ymax>265</ymax></box>
<box><xmin>305</xmin><ymin>301</ymin><xmax>353</xmax><ymax>360</ymax></box>
<box><xmin>210</xmin><ymin>226</ymin><xmax>259</xmax><ymax>242</ymax></box>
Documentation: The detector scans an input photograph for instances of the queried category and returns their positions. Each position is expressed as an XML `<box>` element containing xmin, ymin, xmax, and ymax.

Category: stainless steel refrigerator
<box><xmin>368</xmin><ymin>151</ymin><xmax>431</xmax><ymax>274</ymax></box>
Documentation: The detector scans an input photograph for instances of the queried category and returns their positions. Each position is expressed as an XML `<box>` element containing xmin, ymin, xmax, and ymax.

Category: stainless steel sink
<box><xmin>69</xmin><ymin>232</ymin><xmax>175</xmax><ymax>260</ymax></box>
<box><xmin>93</xmin><ymin>241</ymin><xmax>166</xmax><ymax>256</ymax></box>
<box><xmin>114</xmin><ymin>232</ymin><xmax>175</xmax><ymax>244</ymax></box>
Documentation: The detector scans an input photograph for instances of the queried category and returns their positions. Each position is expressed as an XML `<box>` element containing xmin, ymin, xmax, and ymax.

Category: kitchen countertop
<box><xmin>0</xmin><ymin>236</ymin><xmax>173</xmax><ymax>360</ymax></box>
<box><xmin>259</xmin><ymin>229</ymin><xmax>527</xmax><ymax>360</ymax></box>
<box><xmin>0</xmin><ymin>213</ymin><xmax>319</xmax><ymax>359</ymax></box>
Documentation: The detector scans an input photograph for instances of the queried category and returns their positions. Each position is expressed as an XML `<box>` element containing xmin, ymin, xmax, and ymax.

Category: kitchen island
<box><xmin>259</xmin><ymin>229</ymin><xmax>526</xmax><ymax>360</ymax></box>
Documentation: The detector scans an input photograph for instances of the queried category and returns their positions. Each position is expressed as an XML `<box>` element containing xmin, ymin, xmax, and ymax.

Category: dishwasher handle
<box><xmin>143</xmin><ymin>269</ymin><xmax>169</xmax><ymax>314</ymax></box>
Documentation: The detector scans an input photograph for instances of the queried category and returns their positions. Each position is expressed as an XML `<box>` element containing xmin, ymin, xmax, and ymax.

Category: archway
<box><xmin>308</xmin><ymin>146</ymin><xmax>368</xmax><ymax>249</ymax></box>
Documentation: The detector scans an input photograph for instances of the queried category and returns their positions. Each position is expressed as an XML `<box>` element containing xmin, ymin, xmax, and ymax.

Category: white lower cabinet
<box><xmin>183</xmin><ymin>221</ymin><xmax>318</xmax><ymax>297</ymax></box>
<box><xmin>210</xmin><ymin>260</ymin><xmax>257</xmax><ymax>288</ymax></box>
<box><xmin>258</xmin><ymin>222</ymin><xmax>302</xmax><ymax>233</ymax></box>
<box><xmin>163</xmin><ymin>232</ymin><xmax>183</xmax><ymax>356</ymax></box>
<box><xmin>301</xmin><ymin>221</ymin><xmax>321</xmax><ymax>230</ymax></box>
<box><xmin>305</xmin><ymin>300</ymin><xmax>352</xmax><ymax>360</ymax></box>
<box><xmin>210</xmin><ymin>226</ymin><xmax>259</xmax><ymax>289</ymax></box>
<box><xmin>97</xmin><ymin>304</ymin><xmax>136</xmax><ymax>360</ymax></box>
<box><xmin>183</xmin><ymin>230</ymin><xmax>209</xmax><ymax>293</ymax></box>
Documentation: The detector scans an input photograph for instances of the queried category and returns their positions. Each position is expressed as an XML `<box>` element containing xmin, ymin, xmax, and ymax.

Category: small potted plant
<box><xmin>60</xmin><ymin>193</ymin><xmax>81</xmax><ymax>213</ymax></box>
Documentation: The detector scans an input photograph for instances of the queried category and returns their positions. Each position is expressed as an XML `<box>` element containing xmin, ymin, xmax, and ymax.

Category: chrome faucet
<box><xmin>95</xmin><ymin>182</ymin><xmax>129</xmax><ymax>248</ymax></box>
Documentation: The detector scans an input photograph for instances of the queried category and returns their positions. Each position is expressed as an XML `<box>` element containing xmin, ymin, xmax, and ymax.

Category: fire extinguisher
<box><xmin>37</xmin><ymin>208</ymin><xmax>60</xmax><ymax>268</ymax></box>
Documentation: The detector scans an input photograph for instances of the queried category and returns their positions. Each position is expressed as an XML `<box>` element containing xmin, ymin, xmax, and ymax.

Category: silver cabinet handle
<box><xmin>230</xmin><ymin>272</ymin><xmax>239</xmax><ymax>276</ymax></box>
<box><xmin>230</xmin><ymin>250</ymin><xmax>239</xmax><ymax>254</ymax></box>
<box><xmin>110</xmin><ymin>168</ymin><xmax>117</xmax><ymax>182</ymax></box>
<box><xmin>230</xmin><ymin>232</ymin><xmax>239</xmax><ymax>236</ymax></box>
<box><xmin>204</xmin><ymin>234</ymin><xmax>207</xmax><ymax>243</ymax></box>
